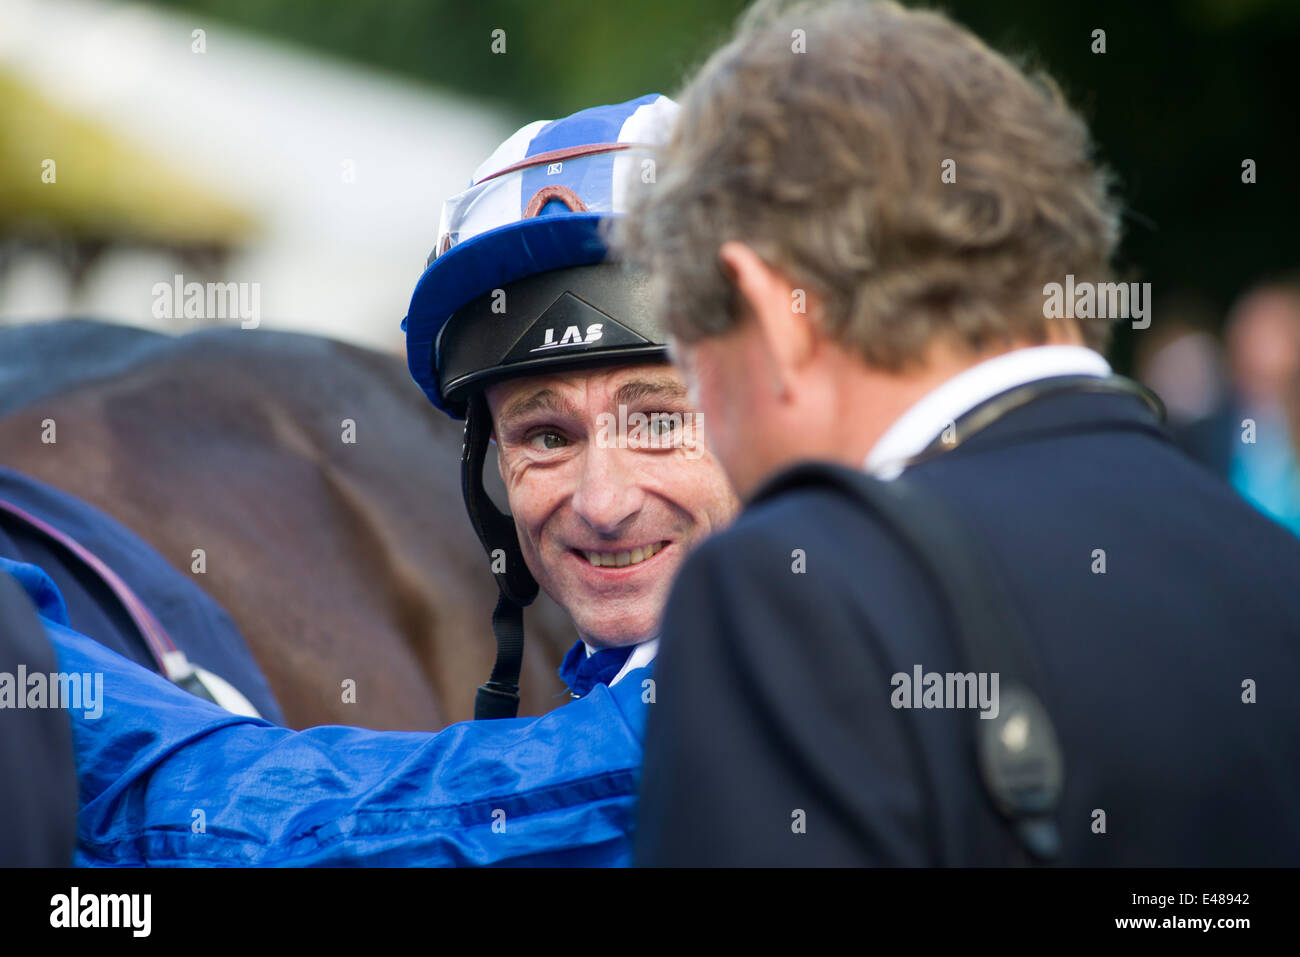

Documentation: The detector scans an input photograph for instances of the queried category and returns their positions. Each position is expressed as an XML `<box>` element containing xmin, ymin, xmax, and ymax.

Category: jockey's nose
<box><xmin>570</xmin><ymin>442</ymin><xmax>646</xmax><ymax>537</ymax></box>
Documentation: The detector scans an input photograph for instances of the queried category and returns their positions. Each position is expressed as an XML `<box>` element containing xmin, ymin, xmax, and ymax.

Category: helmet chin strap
<box><xmin>462</xmin><ymin>393</ymin><xmax>540</xmax><ymax>719</ymax></box>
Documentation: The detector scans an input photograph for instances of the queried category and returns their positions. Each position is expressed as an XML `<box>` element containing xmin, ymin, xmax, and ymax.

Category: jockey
<box><xmin>13</xmin><ymin>93</ymin><xmax>738</xmax><ymax>866</ymax></box>
<box><xmin>403</xmin><ymin>90</ymin><xmax>717</xmax><ymax>719</ymax></box>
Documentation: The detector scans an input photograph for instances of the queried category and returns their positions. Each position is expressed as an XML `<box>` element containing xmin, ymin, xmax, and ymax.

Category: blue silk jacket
<box><xmin>2</xmin><ymin>557</ymin><xmax>650</xmax><ymax>866</ymax></box>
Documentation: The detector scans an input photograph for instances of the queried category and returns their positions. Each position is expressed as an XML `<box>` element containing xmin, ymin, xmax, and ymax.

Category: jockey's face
<box><xmin>487</xmin><ymin>362</ymin><xmax>738</xmax><ymax>648</ymax></box>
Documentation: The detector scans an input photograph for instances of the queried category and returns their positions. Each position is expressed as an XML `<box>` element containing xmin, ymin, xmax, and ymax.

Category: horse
<box><xmin>0</xmin><ymin>319</ymin><xmax>573</xmax><ymax>730</ymax></box>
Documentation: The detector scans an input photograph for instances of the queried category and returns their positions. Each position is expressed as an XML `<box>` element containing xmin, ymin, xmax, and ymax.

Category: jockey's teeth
<box><xmin>584</xmin><ymin>541</ymin><xmax>663</xmax><ymax>568</ymax></box>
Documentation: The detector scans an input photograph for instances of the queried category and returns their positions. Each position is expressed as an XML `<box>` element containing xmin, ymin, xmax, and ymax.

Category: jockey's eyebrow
<box><xmin>497</xmin><ymin>378</ymin><xmax>688</xmax><ymax>427</ymax></box>
<box><xmin>497</xmin><ymin>388</ymin><xmax>580</xmax><ymax>427</ymax></box>
<box><xmin>613</xmin><ymin>377</ymin><xmax>689</xmax><ymax>409</ymax></box>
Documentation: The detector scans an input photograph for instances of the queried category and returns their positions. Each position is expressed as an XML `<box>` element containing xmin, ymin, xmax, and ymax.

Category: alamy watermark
<box><xmin>0</xmin><ymin>667</ymin><xmax>103</xmax><ymax>719</ymax></box>
<box><xmin>595</xmin><ymin>404</ymin><xmax>705</xmax><ymax>460</ymax></box>
<box><xmin>152</xmin><ymin>273</ymin><xmax>260</xmax><ymax>328</ymax></box>
<box><xmin>50</xmin><ymin>887</ymin><xmax>150</xmax><ymax>937</ymax></box>
<box><xmin>890</xmin><ymin>664</ymin><xmax>999</xmax><ymax>719</ymax></box>
<box><xmin>1043</xmin><ymin>274</ymin><xmax>1151</xmax><ymax>330</ymax></box>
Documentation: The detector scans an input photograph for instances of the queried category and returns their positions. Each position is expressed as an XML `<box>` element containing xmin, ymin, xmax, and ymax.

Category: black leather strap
<box><xmin>461</xmin><ymin>393</ymin><xmax>539</xmax><ymax>720</ymax></box>
<box><xmin>473</xmin><ymin>593</ymin><xmax>527</xmax><ymax>720</ymax></box>
<box><xmin>904</xmin><ymin>374</ymin><xmax>1165</xmax><ymax>468</ymax></box>
<box><xmin>756</xmin><ymin>463</ymin><xmax>1066</xmax><ymax>863</ymax></box>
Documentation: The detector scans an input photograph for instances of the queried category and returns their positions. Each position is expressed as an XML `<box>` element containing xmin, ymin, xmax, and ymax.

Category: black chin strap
<box><xmin>461</xmin><ymin>393</ymin><xmax>540</xmax><ymax>719</ymax></box>
<box><xmin>476</xmin><ymin>593</ymin><xmax>527</xmax><ymax>719</ymax></box>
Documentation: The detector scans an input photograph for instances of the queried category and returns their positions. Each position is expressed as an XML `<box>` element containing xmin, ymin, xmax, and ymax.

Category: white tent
<box><xmin>0</xmin><ymin>0</ymin><xmax>514</xmax><ymax>351</ymax></box>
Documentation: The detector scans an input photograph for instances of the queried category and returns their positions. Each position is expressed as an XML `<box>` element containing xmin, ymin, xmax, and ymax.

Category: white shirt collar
<box><xmin>865</xmin><ymin>345</ymin><xmax>1111</xmax><ymax>479</ymax></box>
<box><xmin>581</xmin><ymin>637</ymin><xmax>659</xmax><ymax>688</ymax></box>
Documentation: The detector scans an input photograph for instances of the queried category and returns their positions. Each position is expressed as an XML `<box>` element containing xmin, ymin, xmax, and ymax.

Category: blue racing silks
<box><xmin>2</xmin><ymin>557</ymin><xmax>650</xmax><ymax>867</ymax></box>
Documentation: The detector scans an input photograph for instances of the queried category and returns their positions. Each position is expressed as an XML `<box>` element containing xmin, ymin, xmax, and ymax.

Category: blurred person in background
<box><xmin>1181</xmin><ymin>282</ymin><xmax>1300</xmax><ymax>536</ymax></box>
<box><xmin>1132</xmin><ymin>294</ymin><xmax>1226</xmax><ymax>428</ymax></box>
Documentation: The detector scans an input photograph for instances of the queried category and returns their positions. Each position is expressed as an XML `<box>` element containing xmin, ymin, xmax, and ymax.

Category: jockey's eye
<box><xmin>648</xmin><ymin>414</ymin><xmax>680</xmax><ymax>439</ymax></box>
<box><xmin>527</xmin><ymin>429</ymin><xmax>570</xmax><ymax>451</ymax></box>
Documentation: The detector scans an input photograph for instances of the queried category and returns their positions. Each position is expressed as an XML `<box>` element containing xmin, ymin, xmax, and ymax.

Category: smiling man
<box><xmin>488</xmin><ymin>365</ymin><xmax>727</xmax><ymax>691</ymax></box>
<box><xmin>17</xmin><ymin>94</ymin><xmax>741</xmax><ymax>866</ymax></box>
<box><xmin>400</xmin><ymin>93</ymin><xmax>737</xmax><ymax>722</ymax></box>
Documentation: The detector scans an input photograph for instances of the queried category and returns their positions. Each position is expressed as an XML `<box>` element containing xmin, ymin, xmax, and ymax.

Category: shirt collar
<box><xmin>585</xmin><ymin>639</ymin><xmax>655</xmax><ymax>686</ymax></box>
<box><xmin>610</xmin><ymin>638</ymin><xmax>658</xmax><ymax>686</ymax></box>
<box><xmin>576</xmin><ymin>637</ymin><xmax>659</xmax><ymax>689</ymax></box>
<box><xmin>865</xmin><ymin>345</ymin><xmax>1112</xmax><ymax>479</ymax></box>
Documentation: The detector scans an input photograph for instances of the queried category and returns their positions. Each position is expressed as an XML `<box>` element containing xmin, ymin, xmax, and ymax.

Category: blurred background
<box><xmin>2</xmin><ymin>0</ymin><xmax>1299</xmax><ymax>529</ymax></box>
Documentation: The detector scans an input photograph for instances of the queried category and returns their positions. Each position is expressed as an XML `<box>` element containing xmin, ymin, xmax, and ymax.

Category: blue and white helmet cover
<box><xmin>404</xmin><ymin>93</ymin><xmax>679</xmax><ymax>416</ymax></box>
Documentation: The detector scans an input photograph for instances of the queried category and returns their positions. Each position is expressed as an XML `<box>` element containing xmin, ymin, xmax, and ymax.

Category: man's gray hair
<box><xmin>613</xmin><ymin>0</ymin><xmax>1122</xmax><ymax>368</ymax></box>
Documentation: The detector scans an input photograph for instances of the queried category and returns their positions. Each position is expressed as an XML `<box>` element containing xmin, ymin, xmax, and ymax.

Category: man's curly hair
<box><xmin>613</xmin><ymin>0</ymin><xmax>1122</xmax><ymax>367</ymax></box>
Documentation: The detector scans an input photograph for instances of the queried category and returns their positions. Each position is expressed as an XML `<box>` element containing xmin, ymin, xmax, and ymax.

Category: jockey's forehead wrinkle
<box><xmin>497</xmin><ymin>387</ymin><xmax>579</xmax><ymax>426</ymax></box>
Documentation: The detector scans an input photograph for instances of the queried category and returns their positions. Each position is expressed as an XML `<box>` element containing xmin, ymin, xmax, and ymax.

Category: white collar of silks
<box><xmin>582</xmin><ymin>638</ymin><xmax>661</xmax><ymax>689</ymax></box>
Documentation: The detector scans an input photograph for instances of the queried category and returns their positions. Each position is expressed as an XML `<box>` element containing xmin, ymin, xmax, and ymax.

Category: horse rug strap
<box><xmin>0</xmin><ymin>496</ymin><xmax>261</xmax><ymax>718</ymax></box>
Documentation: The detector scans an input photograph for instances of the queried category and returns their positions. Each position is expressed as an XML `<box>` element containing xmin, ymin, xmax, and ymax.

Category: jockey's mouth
<box><xmin>570</xmin><ymin>540</ymin><xmax>671</xmax><ymax>570</ymax></box>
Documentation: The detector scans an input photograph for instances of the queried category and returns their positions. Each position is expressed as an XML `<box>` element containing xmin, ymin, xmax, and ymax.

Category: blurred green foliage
<box><xmin>142</xmin><ymin>0</ymin><xmax>1300</xmax><ymax>361</ymax></box>
<box><xmin>145</xmin><ymin>0</ymin><xmax>749</xmax><ymax>123</ymax></box>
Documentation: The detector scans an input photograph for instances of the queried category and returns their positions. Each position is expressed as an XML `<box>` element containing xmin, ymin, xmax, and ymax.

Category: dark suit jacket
<box><xmin>1174</xmin><ymin>401</ymin><xmax>1241</xmax><ymax>480</ymax></box>
<box><xmin>636</xmin><ymin>389</ymin><xmax>1300</xmax><ymax>865</ymax></box>
<box><xmin>0</xmin><ymin>570</ymin><xmax>78</xmax><ymax>866</ymax></box>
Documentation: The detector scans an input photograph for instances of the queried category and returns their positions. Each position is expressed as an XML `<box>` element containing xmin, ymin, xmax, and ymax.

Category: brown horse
<box><xmin>0</xmin><ymin>319</ymin><xmax>572</xmax><ymax>730</ymax></box>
